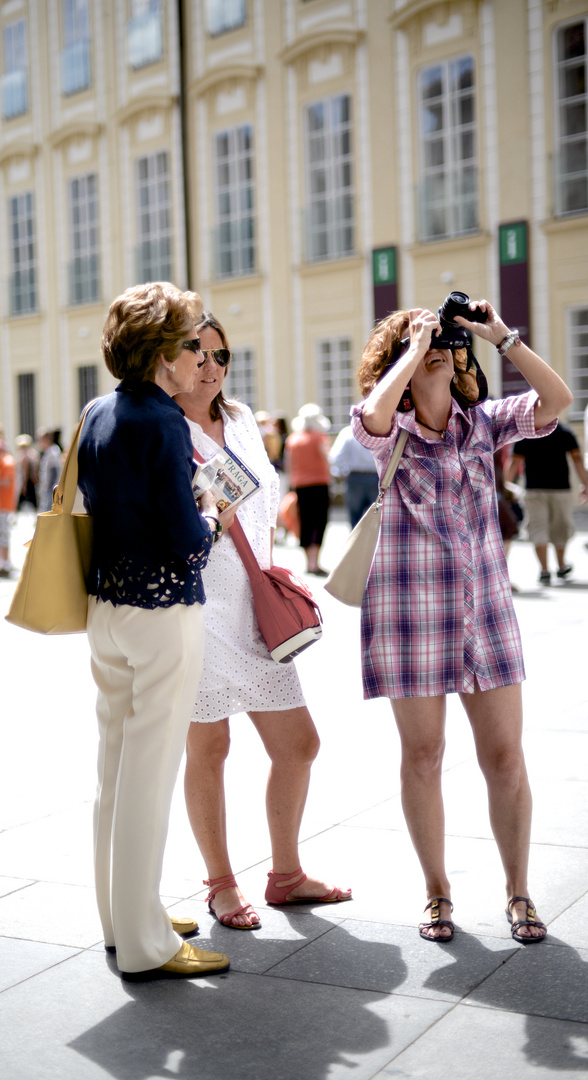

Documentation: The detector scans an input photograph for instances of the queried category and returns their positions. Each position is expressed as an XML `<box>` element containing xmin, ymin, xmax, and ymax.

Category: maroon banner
<box><xmin>372</xmin><ymin>247</ymin><xmax>398</xmax><ymax>323</ymax></box>
<box><xmin>499</xmin><ymin>222</ymin><xmax>530</xmax><ymax>396</ymax></box>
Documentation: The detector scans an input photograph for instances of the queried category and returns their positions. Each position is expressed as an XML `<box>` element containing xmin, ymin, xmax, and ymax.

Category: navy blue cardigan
<box><xmin>78</xmin><ymin>380</ymin><xmax>212</xmax><ymax>608</ymax></box>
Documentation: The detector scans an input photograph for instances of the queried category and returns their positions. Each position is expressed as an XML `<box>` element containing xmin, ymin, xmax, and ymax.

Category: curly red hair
<box><xmin>357</xmin><ymin>311</ymin><xmax>410</xmax><ymax>398</ymax></box>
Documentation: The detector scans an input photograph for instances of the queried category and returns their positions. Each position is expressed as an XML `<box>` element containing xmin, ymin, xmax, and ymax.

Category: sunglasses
<box><xmin>197</xmin><ymin>348</ymin><xmax>231</xmax><ymax>369</ymax></box>
<box><xmin>181</xmin><ymin>338</ymin><xmax>201</xmax><ymax>354</ymax></box>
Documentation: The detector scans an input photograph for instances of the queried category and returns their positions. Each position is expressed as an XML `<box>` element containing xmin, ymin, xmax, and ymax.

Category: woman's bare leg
<box><xmin>458</xmin><ymin>682</ymin><xmax>545</xmax><ymax>940</ymax></box>
<box><xmin>391</xmin><ymin>696</ymin><xmax>453</xmax><ymax>938</ymax></box>
<box><xmin>250</xmin><ymin>707</ymin><xmax>347</xmax><ymax>899</ymax></box>
<box><xmin>184</xmin><ymin>720</ymin><xmax>259</xmax><ymax>927</ymax></box>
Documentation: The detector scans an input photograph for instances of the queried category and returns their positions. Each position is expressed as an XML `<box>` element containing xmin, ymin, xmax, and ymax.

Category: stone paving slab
<box><xmin>0</xmin><ymin>805</ymin><xmax>95</xmax><ymax>887</ymax></box>
<box><xmin>0</xmin><ymin>879</ymin><xmax>183</xmax><ymax>951</ymax></box>
<box><xmin>0</xmin><ymin>879</ymin><xmax>108</xmax><ymax>948</ymax></box>
<box><xmin>267</xmin><ymin>918</ymin><xmax>519</xmax><ymax>999</ymax></box>
<box><xmin>0</xmin><ymin>875</ymin><xmax>34</xmax><ymax>898</ymax></box>
<box><xmin>0</xmin><ymin>948</ymin><xmax>452</xmax><ymax>1080</ymax></box>
<box><xmin>549</xmin><ymin>893</ymin><xmax>588</xmax><ymax>952</ymax></box>
<box><xmin>462</xmin><ymin>940</ymin><xmax>588</xmax><ymax>1024</ymax></box>
<box><xmin>297</xmin><ymin>823</ymin><xmax>588</xmax><ymax>939</ymax></box>
<box><xmin>0</xmin><ymin>936</ymin><xmax>82</xmax><ymax>993</ymax></box>
<box><xmin>374</xmin><ymin>1003</ymin><xmax>588</xmax><ymax>1078</ymax></box>
<box><xmin>166</xmin><ymin>899</ymin><xmax>346</xmax><ymax>975</ymax></box>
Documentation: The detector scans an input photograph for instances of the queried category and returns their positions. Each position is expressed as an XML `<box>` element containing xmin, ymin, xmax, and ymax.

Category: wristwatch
<box><xmin>497</xmin><ymin>330</ymin><xmax>521</xmax><ymax>355</ymax></box>
<box><xmin>203</xmin><ymin>515</ymin><xmax>223</xmax><ymax>543</ymax></box>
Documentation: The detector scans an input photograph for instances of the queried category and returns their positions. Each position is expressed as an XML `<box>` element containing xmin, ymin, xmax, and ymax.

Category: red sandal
<box><xmin>265</xmin><ymin>867</ymin><xmax>352</xmax><ymax>905</ymax></box>
<box><xmin>204</xmin><ymin>874</ymin><xmax>261</xmax><ymax>931</ymax></box>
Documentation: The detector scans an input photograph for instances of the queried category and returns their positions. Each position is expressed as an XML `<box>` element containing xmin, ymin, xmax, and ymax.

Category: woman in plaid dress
<box><xmin>351</xmin><ymin>299</ymin><xmax>572</xmax><ymax>944</ymax></box>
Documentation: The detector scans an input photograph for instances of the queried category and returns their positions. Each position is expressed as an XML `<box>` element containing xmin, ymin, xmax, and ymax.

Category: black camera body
<box><xmin>431</xmin><ymin>291</ymin><xmax>488</xmax><ymax>349</ymax></box>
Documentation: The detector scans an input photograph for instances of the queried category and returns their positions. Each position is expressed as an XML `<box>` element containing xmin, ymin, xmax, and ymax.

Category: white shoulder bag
<box><xmin>324</xmin><ymin>429</ymin><xmax>408</xmax><ymax>607</ymax></box>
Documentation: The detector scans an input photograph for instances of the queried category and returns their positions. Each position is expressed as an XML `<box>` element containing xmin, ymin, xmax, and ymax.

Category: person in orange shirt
<box><xmin>285</xmin><ymin>404</ymin><xmax>332</xmax><ymax>575</ymax></box>
<box><xmin>0</xmin><ymin>436</ymin><xmax>17</xmax><ymax>576</ymax></box>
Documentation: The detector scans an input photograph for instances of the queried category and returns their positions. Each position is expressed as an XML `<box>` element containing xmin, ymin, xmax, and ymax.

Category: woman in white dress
<box><xmin>177</xmin><ymin>312</ymin><xmax>351</xmax><ymax>929</ymax></box>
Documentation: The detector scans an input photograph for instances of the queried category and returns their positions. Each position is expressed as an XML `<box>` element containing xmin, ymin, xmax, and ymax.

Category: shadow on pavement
<box><xmin>68</xmin><ymin>920</ymin><xmax>408</xmax><ymax>1080</ymax></box>
<box><xmin>423</xmin><ymin>933</ymin><xmax>588</xmax><ymax>1072</ymax></box>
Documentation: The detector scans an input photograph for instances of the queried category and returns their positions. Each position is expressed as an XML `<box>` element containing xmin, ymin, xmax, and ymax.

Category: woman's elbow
<box><xmin>360</xmin><ymin>404</ymin><xmax>392</xmax><ymax>438</ymax></box>
<box><xmin>535</xmin><ymin>385</ymin><xmax>574</xmax><ymax>428</ymax></box>
<box><xmin>549</xmin><ymin>385</ymin><xmax>574</xmax><ymax>416</ymax></box>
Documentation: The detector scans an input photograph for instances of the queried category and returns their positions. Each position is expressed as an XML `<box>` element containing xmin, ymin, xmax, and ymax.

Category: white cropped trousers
<box><xmin>87</xmin><ymin>597</ymin><xmax>204</xmax><ymax>973</ymax></box>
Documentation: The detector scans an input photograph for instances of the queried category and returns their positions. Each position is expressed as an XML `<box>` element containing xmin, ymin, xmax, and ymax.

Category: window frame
<box><xmin>78</xmin><ymin>364</ymin><xmax>99</xmax><ymax>413</ymax></box>
<box><xmin>17</xmin><ymin>372</ymin><xmax>36</xmax><ymax>437</ymax></box>
<box><xmin>61</xmin><ymin>0</ymin><xmax>91</xmax><ymax>96</ymax></box>
<box><xmin>417</xmin><ymin>53</ymin><xmax>478</xmax><ymax>242</ymax></box>
<box><xmin>127</xmin><ymin>0</ymin><xmax>163</xmax><ymax>70</ymax></box>
<box><xmin>8</xmin><ymin>191</ymin><xmax>37</xmax><ymax>317</ymax></box>
<box><xmin>135</xmin><ymin>150</ymin><xmax>172</xmax><ymax>284</ymax></box>
<box><xmin>206</xmin><ymin>0</ymin><xmax>248</xmax><ymax>38</ymax></box>
<box><xmin>304</xmin><ymin>93</ymin><xmax>355</xmax><ymax>263</ymax></box>
<box><xmin>315</xmin><ymin>336</ymin><xmax>354</xmax><ymax>433</ymax></box>
<box><xmin>566</xmin><ymin>305</ymin><xmax>588</xmax><ymax>421</ymax></box>
<box><xmin>213</xmin><ymin>124</ymin><xmax>256</xmax><ymax>279</ymax></box>
<box><xmin>225</xmin><ymin>347</ymin><xmax>257</xmax><ymax>411</ymax></box>
<box><xmin>2</xmin><ymin>18</ymin><xmax>28</xmax><ymax>120</ymax></box>
<box><xmin>553</xmin><ymin>17</ymin><xmax>588</xmax><ymax>218</ymax></box>
<box><xmin>68</xmin><ymin>172</ymin><xmax>100</xmax><ymax>306</ymax></box>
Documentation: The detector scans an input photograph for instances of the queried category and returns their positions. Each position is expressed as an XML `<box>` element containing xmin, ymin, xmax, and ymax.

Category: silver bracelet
<box><xmin>497</xmin><ymin>330</ymin><xmax>521</xmax><ymax>355</ymax></box>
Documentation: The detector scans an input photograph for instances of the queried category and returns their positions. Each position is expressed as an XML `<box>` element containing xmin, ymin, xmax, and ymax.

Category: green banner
<box><xmin>499</xmin><ymin>223</ymin><xmax>527</xmax><ymax>265</ymax></box>
<box><xmin>372</xmin><ymin>247</ymin><xmax>396</xmax><ymax>285</ymax></box>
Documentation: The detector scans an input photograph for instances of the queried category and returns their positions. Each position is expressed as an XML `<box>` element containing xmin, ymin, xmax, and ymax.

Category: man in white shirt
<box><xmin>329</xmin><ymin>424</ymin><xmax>379</xmax><ymax>528</ymax></box>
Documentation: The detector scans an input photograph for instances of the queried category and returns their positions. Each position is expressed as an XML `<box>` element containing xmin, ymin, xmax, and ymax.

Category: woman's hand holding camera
<box><xmin>407</xmin><ymin>307</ymin><xmax>442</xmax><ymax>357</ymax></box>
<box><xmin>454</xmin><ymin>299</ymin><xmax>509</xmax><ymax>348</ymax></box>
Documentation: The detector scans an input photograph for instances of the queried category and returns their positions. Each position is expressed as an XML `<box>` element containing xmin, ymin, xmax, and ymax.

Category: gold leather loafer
<box><xmin>122</xmin><ymin>940</ymin><xmax>230</xmax><ymax>981</ymax></box>
<box><xmin>169</xmin><ymin>915</ymin><xmax>198</xmax><ymax>935</ymax></box>
<box><xmin>105</xmin><ymin>915</ymin><xmax>199</xmax><ymax>953</ymax></box>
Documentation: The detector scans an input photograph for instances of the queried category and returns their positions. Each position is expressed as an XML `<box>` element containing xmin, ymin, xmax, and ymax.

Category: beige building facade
<box><xmin>0</xmin><ymin>0</ymin><xmax>586</xmax><ymax>448</ymax></box>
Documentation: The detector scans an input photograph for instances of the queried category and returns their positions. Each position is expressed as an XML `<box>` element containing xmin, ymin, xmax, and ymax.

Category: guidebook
<box><xmin>192</xmin><ymin>446</ymin><xmax>260</xmax><ymax>512</ymax></box>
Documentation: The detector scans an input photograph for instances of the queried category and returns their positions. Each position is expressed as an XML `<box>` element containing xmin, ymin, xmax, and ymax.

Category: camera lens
<box><xmin>439</xmin><ymin>292</ymin><xmax>471</xmax><ymax>326</ymax></box>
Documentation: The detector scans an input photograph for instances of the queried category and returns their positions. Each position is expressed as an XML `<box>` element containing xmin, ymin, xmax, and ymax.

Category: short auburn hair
<box><xmin>102</xmin><ymin>282</ymin><xmax>203</xmax><ymax>385</ymax></box>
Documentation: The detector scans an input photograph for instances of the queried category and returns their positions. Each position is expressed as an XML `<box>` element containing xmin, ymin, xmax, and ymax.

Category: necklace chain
<box><xmin>415</xmin><ymin>413</ymin><xmax>446</xmax><ymax>439</ymax></box>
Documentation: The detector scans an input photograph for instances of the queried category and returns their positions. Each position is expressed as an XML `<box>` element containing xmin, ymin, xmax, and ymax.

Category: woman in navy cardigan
<box><xmin>78</xmin><ymin>282</ymin><xmax>230</xmax><ymax>981</ymax></box>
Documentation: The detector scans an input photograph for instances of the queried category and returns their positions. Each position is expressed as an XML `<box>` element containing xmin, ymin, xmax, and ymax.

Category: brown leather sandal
<box><xmin>506</xmin><ymin>896</ymin><xmax>547</xmax><ymax>944</ymax></box>
<box><xmin>418</xmin><ymin>896</ymin><xmax>454</xmax><ymax>942</ymax></box>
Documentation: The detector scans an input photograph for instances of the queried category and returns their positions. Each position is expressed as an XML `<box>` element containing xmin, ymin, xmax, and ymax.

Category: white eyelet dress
<box><xmin>186</xmin><ymin>404</ymin><xmax>306</xmax><ymax>722</ymax></box>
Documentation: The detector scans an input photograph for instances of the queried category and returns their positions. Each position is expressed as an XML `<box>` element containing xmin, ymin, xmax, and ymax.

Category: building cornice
<box><xmin>48</xmin><ymin>120</ymin><xmax>103</xmax><ymax>150</ymax></box>
<box><xmin>296</xmin><ymin>253</ymin><xmax>365</xmax><ymax>278</ymax></box>
<box><xmin>389</xmin><ymin>1</ymin><xmax>479</xmax><ymax>32</ymax></box>
<box><xmin>190</xmin><ymin>62</ymin><xmax>263</xmax><ymax>98</ymax></box>
<box><xmin>407</xmin><ymin>230</ymin><xmax>491</xmax><ymax>257</ymax></box>
<box><xmin>280</xmin><ymin>26</ymin><xmax>365</xmax><ymax>65</ymax></box>
<box><xmin>0</xmin><ymin>139</ymin><xmax>40</xmax><ymax>165</ymax></box>
<box><xmin>115</xmin><ymin>92</ymin><xmax>179</xmax><ymax>125</ymax></box>
<box><xmin>540</xmin><ymin>213</ymin><xmax>588</xmax><ymax>235</ymax></box>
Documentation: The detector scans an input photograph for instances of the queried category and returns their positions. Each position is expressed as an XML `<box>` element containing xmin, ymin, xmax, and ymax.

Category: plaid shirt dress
<box><xmin>350</xmin><ymin>391</ymin><xmax>557</xmax><ymax>699</ymax></box>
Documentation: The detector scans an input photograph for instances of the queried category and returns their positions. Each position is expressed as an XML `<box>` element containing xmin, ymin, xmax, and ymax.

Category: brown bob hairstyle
<box><xmin>101</xmin><ymin>282</ymin><xmax>203</xmax><ymax>386</ymax></box>
<box><xmin>357</xmin><ymin>310</ymin><xmax>484</xmax><ymax>411</ymax></box>
<box><xmin>196</xmin><ymin>310</ymin><xmax>241</xmax><ymax>422</ymax></box>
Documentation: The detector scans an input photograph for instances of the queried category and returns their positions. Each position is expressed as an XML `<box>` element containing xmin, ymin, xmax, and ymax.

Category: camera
<box><xmin>431</xmin><ymin>291</ymin><xmax>488</xmax><ymax>349</ymax></box>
